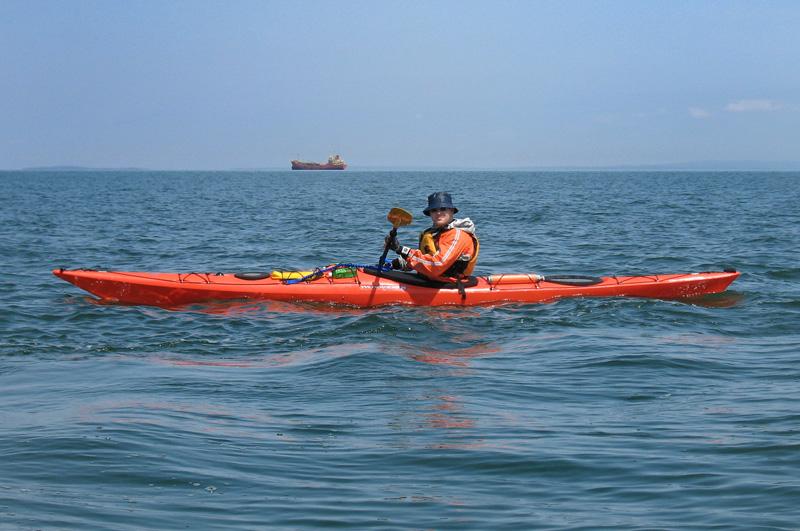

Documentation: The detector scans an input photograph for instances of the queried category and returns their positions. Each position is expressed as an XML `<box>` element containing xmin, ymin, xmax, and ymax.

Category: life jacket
<box><xmin>418</xmin><ymin>225</ymin><xmax>479</xmax><ymax>278</ymax></box>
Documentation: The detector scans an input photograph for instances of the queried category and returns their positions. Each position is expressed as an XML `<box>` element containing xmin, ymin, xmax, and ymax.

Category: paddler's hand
<box><xmin>385</xmin><ymin>235</ymin><xmax>400</xmax><ymax>252</ymax></box>
<box><xmin>385</xmin><ymin>236</ymin><xmax>409</xmax><ymax>258</ymax></box>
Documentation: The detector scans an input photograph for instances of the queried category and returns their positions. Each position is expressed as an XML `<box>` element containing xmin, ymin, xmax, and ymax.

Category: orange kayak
<box><xmin>53</xmin><ymin>267</ymin><xmax>740</xmax><ymax>308</ymax></box>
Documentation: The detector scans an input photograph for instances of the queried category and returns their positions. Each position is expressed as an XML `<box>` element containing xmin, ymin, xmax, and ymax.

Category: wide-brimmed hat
<box><xmin>423</xmin><ymin>192</ymin><xmax>459</xmax><ymax>215</ymax></box>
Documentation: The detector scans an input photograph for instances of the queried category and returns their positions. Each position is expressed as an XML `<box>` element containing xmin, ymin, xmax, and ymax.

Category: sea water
<box><xmin>1</xmin><ymin>170</ymin><xmax>799</xmax><ymax>530</ymax></box>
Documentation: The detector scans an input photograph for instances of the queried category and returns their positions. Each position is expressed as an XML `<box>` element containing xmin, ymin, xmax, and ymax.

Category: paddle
<box><xmin>378</xmin><ymin>207</ymin><xmax>413</xmax><ymax>267</ymax></box>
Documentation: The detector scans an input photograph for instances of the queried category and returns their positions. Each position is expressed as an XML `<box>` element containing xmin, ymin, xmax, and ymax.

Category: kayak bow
<box><xmin>53</xmin><ymin>267</ymin><xmax>740</xmax><ymax>308</ymax></box>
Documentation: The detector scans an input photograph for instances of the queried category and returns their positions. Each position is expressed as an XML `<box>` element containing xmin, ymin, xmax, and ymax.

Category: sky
<box><xmin>2</xmin><ymin>0</ymin><xmax>799</xmax><ymax>170</ymax></box>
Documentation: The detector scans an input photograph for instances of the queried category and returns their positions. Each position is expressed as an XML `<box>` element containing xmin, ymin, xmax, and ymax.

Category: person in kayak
<box><xmin>386</xmin><ymin>192</ymin><xmax>479</xmax><ymax>283</ymax></box>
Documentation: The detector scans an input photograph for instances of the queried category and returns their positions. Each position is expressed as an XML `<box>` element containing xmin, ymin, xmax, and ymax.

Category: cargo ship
<box><xmin>290</xmin><ymin>153</ymin><xmax>347</xmax><ymax>170</ymax></box>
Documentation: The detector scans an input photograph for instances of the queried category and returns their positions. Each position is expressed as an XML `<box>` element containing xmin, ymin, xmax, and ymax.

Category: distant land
<box><xmin>12</xmin><ymin>161</ymin><xmax>800</xmax><ymax>172</ymax></box>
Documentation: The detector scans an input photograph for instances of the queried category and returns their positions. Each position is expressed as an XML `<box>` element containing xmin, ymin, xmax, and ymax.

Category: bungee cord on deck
<box><xmin>284</xmin><ymin>262</ymin><xmax>391</xmax><ymax>285</ymax></box>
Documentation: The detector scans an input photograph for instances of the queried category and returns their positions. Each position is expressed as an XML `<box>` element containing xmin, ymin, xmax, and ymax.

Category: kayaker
<box><xmin>386</xmin><ymin>192</ymin><xmax>479</xmax><ymax>283</ymax></box>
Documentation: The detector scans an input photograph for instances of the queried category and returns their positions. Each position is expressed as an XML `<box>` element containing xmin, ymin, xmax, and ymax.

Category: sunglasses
<box><xmin>429</xmin><ymin>207</ymin><xmax>452</xmax><ymax>213</ymax></box>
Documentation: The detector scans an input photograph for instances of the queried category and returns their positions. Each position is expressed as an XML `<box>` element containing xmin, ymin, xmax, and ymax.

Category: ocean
<box><xmin>1</xmin><ymin>170</ymin><xmax>798</xmax><ymax>530</ymax></box>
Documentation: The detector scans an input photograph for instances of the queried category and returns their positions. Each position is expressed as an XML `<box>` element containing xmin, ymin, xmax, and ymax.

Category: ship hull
<box><xmin>290</xmin><ymin>161</ymin><xmax>347</xmax><ymax>170</ymax></box>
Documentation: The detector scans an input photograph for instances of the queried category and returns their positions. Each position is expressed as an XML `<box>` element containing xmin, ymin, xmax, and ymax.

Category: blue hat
<box><xmin>423</xmin><ymin>192</ymin><xmax>459</xmax><ymax>215</ymax></box>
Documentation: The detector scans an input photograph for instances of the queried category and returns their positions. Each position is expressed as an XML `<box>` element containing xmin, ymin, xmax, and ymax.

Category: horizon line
<box><xmin>8</xmin><ymin>161</ymin><xmax>800</xmax><ymax>172</ymax></box>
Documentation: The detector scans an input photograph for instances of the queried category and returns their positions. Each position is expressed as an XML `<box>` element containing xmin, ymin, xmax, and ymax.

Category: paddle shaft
<box><xmin>378</xmin><ymin>226</ymin><xmax>398</xmax><ymax>267</ymax></box>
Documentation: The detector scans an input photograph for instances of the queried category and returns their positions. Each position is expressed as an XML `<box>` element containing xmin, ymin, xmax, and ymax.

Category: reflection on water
<box><xmin>147</xmin><ymin>342</ymin><xmax>374</xmax><ymax>368</ymax></box>
<box><xmin>400</xmin><ymin>342</ymin><xmax>500</xmax><ymax>367</ymax></box>
<box><xmin>682</xmin><ymin>291</ymin><xmax>746</xmax><ymax>308</ymax></box>
<box><xmin>424</xmin><ymin>394</ymin><xmax>475</xmax><ymax>429</ymax></box>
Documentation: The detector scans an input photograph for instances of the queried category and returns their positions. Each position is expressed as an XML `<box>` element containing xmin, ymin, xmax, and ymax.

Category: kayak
<box><xmin>53</xmin><ymin>266</ymin><xmax>740</xmax><ymax>308</ymax></box>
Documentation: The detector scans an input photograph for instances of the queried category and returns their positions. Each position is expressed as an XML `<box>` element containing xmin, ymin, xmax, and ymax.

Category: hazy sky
<box><xmin>2</xmin><ymin>0</ymin><xmax>799</xmax><ymax>169</ymax></box>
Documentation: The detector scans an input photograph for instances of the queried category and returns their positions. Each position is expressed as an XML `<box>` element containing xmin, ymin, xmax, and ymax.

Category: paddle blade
<box><xmin>388</xmin><ymin>207</ymin><xmax>413</xmax><ymax>228</ymax></box>
<box><xmin>378</xmin><ymin>208</ymin><xmax>413</xmax><ymax>267</ymax></box>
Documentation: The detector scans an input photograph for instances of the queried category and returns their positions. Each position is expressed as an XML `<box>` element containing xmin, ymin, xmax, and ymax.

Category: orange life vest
<box><xmin>418</xmin><ymin>227</ymin><xmax>480</xmax><ymax>278</ymax></box>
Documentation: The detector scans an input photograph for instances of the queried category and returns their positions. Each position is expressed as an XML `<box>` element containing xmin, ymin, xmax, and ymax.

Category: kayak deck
<box><xmin>53</xmin><ymin>267</ymin><xmax>740</xmax><ymax>308</ymax></box>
